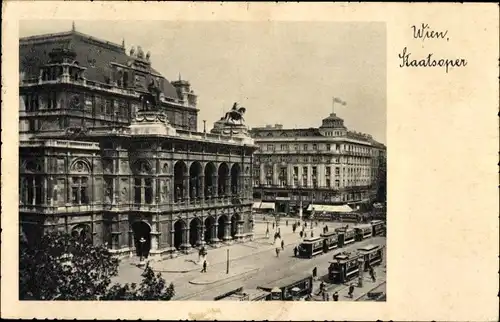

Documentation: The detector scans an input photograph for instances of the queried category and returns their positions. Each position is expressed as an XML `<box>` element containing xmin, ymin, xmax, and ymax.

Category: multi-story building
<box><xmin>249</xmin><ymin>112</ymin><xmax>386</xmax><ymax>215</ymax></box>
<box><xmin>18</xmin><ymin>27</ymin><xmax>257</xmax><ymax>259</ymax></box>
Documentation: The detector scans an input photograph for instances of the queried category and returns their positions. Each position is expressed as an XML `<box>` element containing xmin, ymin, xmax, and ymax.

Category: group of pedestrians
<box><xmin>314</xmin><ymin>280</ymin><xmax>339</xmax><ymax>301</ymax></box>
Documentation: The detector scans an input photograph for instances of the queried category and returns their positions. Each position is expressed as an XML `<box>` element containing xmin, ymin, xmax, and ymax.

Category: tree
<box><xmin>19</xmin><ymin>231</ymin><xmax>174</xmax><ymax>300</ymax></box>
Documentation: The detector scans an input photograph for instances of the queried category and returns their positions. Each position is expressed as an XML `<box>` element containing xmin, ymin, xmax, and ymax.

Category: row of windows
<box><xmin>261</xmin><ymin>143</ymin><xmax>372</xmax><ymax>154</ymax></box>
<box><xmin>257</xmin><ymin>165</ymin><xmax>373</xmax><ymax>178</ymax></box>
<box><xmin>253</xmin><ymin>178</ymin><xmax>371</xmax><ymax>189</ymax></box>
<box><xmin>256</xmin><ymin>155</ymin><xmax>371</xmax><ymax>166</ymax></box>
<box><xmin>322</xmin><ymin>131</ymin><xmax>344</xmax><ymax>137</ymax></box>
<box><xmin>22</xmin><ymin>93</ymin><xmax>130</xmax><ymax>117</ymax></box>
<box><xmin>20</xmin><ymin>175</ymin><xmax>248</xmax><ymax>206</ymax></box>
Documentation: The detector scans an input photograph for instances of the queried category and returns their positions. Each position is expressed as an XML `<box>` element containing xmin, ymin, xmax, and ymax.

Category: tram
<box><xmin>354</xmin><ymin>224</ymin><xmax>373</xmax><ymax>241</ymax></box>
<box><xmin>370</xmin><ymin>220</ymin><xmax>385</xmax><ymax>237</ymax></box>
<box><xmin>320</xmin><ymin>231</ymin><xmax>338</xmax><ymax>253</ymax></box>
<box><xmin>358</xmin><ymin>244</ymin><xmax>383</xmax><ymax>270</ymax></box>
<box><xmin>328</xmin><ymin>251</ymin><xmax>363</xmax><ymax>284</ymax></box>
<box><xmin>336</xmin><ymin>227</ymin><xmax>356</xmax><ymax>247</ymax></box>
<box><xmin>296</xmin><ymin>219</ymin><xmax>385</xmax><ymax>259</ymax></box>
<box><xmin>297</xmin><ymin>237</ymin><xmax>324</xmax><ymax>258</ymax></box>
<box><xmin>258</xmin><ymin>273</ymin><xmax>313</xmax><ymax>301</ymax></box>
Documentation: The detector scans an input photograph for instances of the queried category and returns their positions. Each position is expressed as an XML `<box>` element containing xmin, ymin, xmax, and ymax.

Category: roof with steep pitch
<box><xmin>19</xmin><ymin>30</ymin><xmax>179</xmax><ymax>100</ymax></box>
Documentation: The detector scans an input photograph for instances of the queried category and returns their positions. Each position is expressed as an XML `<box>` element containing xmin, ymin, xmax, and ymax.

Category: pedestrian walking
<box><xmin>305</xmin><ymin>222</ymin><xmax>307</xmax><ymax>228</ymax></box>
<box><xmin>281</xmin><ymin>239</ymin><xmax>285</xmax><ymax>250</ymax></box>
<box><xmin>348</xmin><ymin>284</ymin><xmax>355</xmax><ymax>298</ymax></box>
<box><xmin>332</xmin><ymin>291</ymin><xmax>339</xmax><ymax>301</ymax></box>
<box><xmin>200</xmin><ymin>260</ymin><xmax>207</xmax><ymax>273</ymax></box>
<box><xmin>272</xmin><ymin>222</ymin><xmax>275</xmax><ymax>229</ymax></box>
<box><xmin>275</xmin><ymin>247</ymin><xmax>280</xmax><ymax>257</ymax></box>
<box><xmin>369</xmin><ymin>267</ymin><xmax>376</xmax><ymax>282</ymax></box>
<box><xmin>299</xmin><ymin>231</ymin><xmax>303</xmax><ymax>238</ymax></box>
<box><xmin>312</xmin><ymin>266</ymin><xmax>317</xmax><ymax>279</ymax></box>
<box><xmin>319</xmin><ymin>281</ymin><xmax>325</xmax><ymax>294</ymax></box>
<box><xmin>286</xmin><ymin>220</ymin><xmax>288</xmax><ymax>226</ymax></box>
<box><xmin>311</xmin><ymin>231</ymin><xmax>314</xmax><ymax>238</ymax></box>
<box><xmin>293</xmin><ymin>246</ymin><xmax>298</xmax><ymax>257</ymax></box>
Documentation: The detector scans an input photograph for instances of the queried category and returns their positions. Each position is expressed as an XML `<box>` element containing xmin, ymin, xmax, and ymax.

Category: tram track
<box><xmin>175</xmin><ymin>237</ymin><xmax>385</xmax><ymax>300</ymax></box>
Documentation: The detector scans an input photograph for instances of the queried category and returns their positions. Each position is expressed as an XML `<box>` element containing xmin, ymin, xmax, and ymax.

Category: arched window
<box><xmin>70</xmin><ymin>160</ymin><xmax>91</xmax><ymax>205</ymax></box>
<box><xmin>20</xmin><ymin>160</ymin><xmax>43</xmax><ymax>205</ymax></box>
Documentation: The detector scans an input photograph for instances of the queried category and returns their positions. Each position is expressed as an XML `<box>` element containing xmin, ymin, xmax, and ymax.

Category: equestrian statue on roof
<box><xmin>139</xmin><ymin>78</ymin><xmax>162</xmax><ymax>111</ymax></box>
<box><xmin>223</xmin><ymin>102</ymin><xmax>246</xmax><ymax>125</ymax></box>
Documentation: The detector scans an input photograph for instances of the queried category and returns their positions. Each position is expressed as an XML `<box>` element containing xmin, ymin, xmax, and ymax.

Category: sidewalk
<box><xmin>150</xmin><ymin>231</ymin><xmax>309</xmax><ymax>273</ymax></box>
<box><xmin>149</xmin><ymin>222</ymin><xmax>329</xmax><ymax>274</ymax></box>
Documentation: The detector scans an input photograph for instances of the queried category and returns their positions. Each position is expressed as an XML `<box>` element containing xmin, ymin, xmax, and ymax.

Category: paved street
<box><xmin>174</xmin><ymin>236</ymin><xmax>386</xmax><ymax>300</ymax></box>
<box><xmin>112</xmin><ymin>220</ymin><xmax>386</xmax><ymax>301</ymax></box>
<box><xmin>113</xmin><ymin>219</ymin><xmax>340</xmax><ymax>284</ymax></box>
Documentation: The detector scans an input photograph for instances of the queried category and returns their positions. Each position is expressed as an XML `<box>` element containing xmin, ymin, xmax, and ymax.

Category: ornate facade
<box><xmin>249</xmin><ymin>113</ymin><xmax>386</xmax><ymax>214</ymax></box>
<box><xmin>19</xmin><ymin>28</ymin><xmax>257</xmax><ymax>258</ymax></box>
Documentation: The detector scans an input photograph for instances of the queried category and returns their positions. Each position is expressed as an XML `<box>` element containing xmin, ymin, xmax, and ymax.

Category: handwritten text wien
<box><xmin>398</xmin><ymin>23</ymin><xmax>467</xmax><ymax>73</ymax></box>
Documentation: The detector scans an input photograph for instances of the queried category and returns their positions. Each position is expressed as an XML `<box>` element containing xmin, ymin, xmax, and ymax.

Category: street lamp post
<box><xmin>226</xmin><ymin>249</ymin><xmax>230</xmax><ymax>274</ymax></box>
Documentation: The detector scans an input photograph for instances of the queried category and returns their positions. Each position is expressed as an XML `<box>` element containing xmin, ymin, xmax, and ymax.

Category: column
<box><xmin>213</xmin><ymin>174</ymin><xmax>218</xmax><ymax>198</ymax></box>
<box><xmin>62</xmin><ymin>66</ymin><xmax>70</xmax><ymax>82</ymax></box>
<box><xmin>181</xmin><ymin>227</ymin><xmax>191</xmax><ymax>250</ymax></box>
<box><xmin>224</xmin><ymin>222</ymin><xmax>232</xmax><ymax>241</ymax></box>
<box><xmin>199</xmin><ymin>222</ymin><xmax>206</xmax><ymax>246</ymax></box>
<box><xmin>141</xmin><ymin>180</ymin><xmax>145</xmax><ymax>204</ymax></box>
<box><xmin>151</xmin><ymin>227</ymin><xmax>158</xmax><ymax>251</ymax></box>
<box><xmin>152</xmin><ymin>178</ymin><xmax>157</xmax><ymax>204</ymax></box>
<box><xmin>225</xmin><ymin>176</ymin><xmax>231</xmax><ymax>197</ymax></box>
<box><xmin>211</xmin><ymin>223</ymin><xmax>219</xmax><ymax>243</ymax></box>
<box><xmin>170</xmin><ymin>229</ymin><xmax>176</xmax><ymax>251</ymax></box>
<box><xmin>298</xmin><ymin>164</ymin><xmax>303</xmax><ymax>186</ymax></box>
<box><xmin>236</xmin><ymin>220</ymin><xmax>244</xmax><ymax>239</ymax></box>
<box><xmin>200</xmin><ymin>175</ymin><xmax>205</xmax><ymax>200</ymax></box>
<box><xmin>307</xmin><ymin>165</ymin><xmax>312</xmax><ymax>187</ymax></box>
<box><xmin>184</xmin><ymin>175</ymin><xmax>190</xmax><ymax>202</ymax></box>
<box><xmin>272</xmin><ymin>163</ymin><xmax>278</xmax><ymax>186</ymax></box>
<box><xmin>260</xmin><ymin>163</ymin><xmax>265</xmax><ymax>184</ymax></box>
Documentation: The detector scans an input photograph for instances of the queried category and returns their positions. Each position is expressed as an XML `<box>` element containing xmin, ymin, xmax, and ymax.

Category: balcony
<box><xmin>20</xmin><ymin>203</ymin><xmax>101</xmax><ymax>214</ymax></box>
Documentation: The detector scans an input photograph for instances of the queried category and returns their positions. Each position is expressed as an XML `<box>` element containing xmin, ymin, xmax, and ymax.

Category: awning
<box><xmin>260</xmin><ymin>202</ymin><xmax>275</xmax><ymax>210</ymax></box>
<box><xmin>306</xmin><ymin>204</ymin><xmax>353</xmax><ymax>213</ymax></box>
<box><xmin>252</xmin><ymin>201</ymin><xmax>275</xmax><ymax>211</ymax></box>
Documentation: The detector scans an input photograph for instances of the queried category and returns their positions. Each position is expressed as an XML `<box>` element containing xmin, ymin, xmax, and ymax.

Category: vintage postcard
<box><xmin>1</xmin><ymin>2</ymin><xmax>498</xmax><ymax>321</ymax></box>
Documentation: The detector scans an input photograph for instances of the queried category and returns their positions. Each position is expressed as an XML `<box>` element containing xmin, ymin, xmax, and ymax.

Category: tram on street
<box><xmin>328</xmin><ymin>251</ymin><xmax>363</xmax><ymax>284</ymax></box>
<box><xmin>258</xmin><ymin>273</ymin><xmax>313</xmax><ymax>301</ymax></box>
<box><xmin>354</xmin><ymin>224</ymin><xmax>373</xmax><ymax>241</ymax></box>
<box><xmin>297</xmin><ymin>237</ymin><xmax>324</xmax><ymax>258</ymax></box>
<box><xmin>320</xmin><ymin>231</ymin><xmax>338</xmax><ymax>253</ymax></box>
<box><xmin>370</xmin><ymin>220</ymin><xmax>385</xmax><ymax>236</ymax></box>
<box><xmin>336</xmin><ymin>227</ymin><xmax>356</xmax><ymax>247</ymax></box>
<box><xmin>358</xmin><ymin>244</ymin><xmax>384</xmax><ymax>270</ymax></box>
<box><xmin>294</xmin><ymin>220</ymin><xmax>384</xmax><ymax>260</ymax></box>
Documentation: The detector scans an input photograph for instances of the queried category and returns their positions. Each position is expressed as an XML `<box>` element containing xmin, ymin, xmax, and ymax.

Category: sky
<box><xmin>20</xmin><ymin>20</ymin><xmax>386</xmax><ymax>143</ymax></box>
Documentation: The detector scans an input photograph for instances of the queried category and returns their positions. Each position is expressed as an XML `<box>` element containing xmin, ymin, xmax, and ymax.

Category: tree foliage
<box><xmin>19</xmin><ymin>231</ymin><xmax>174</xmax><ymax>300</ymax></box>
